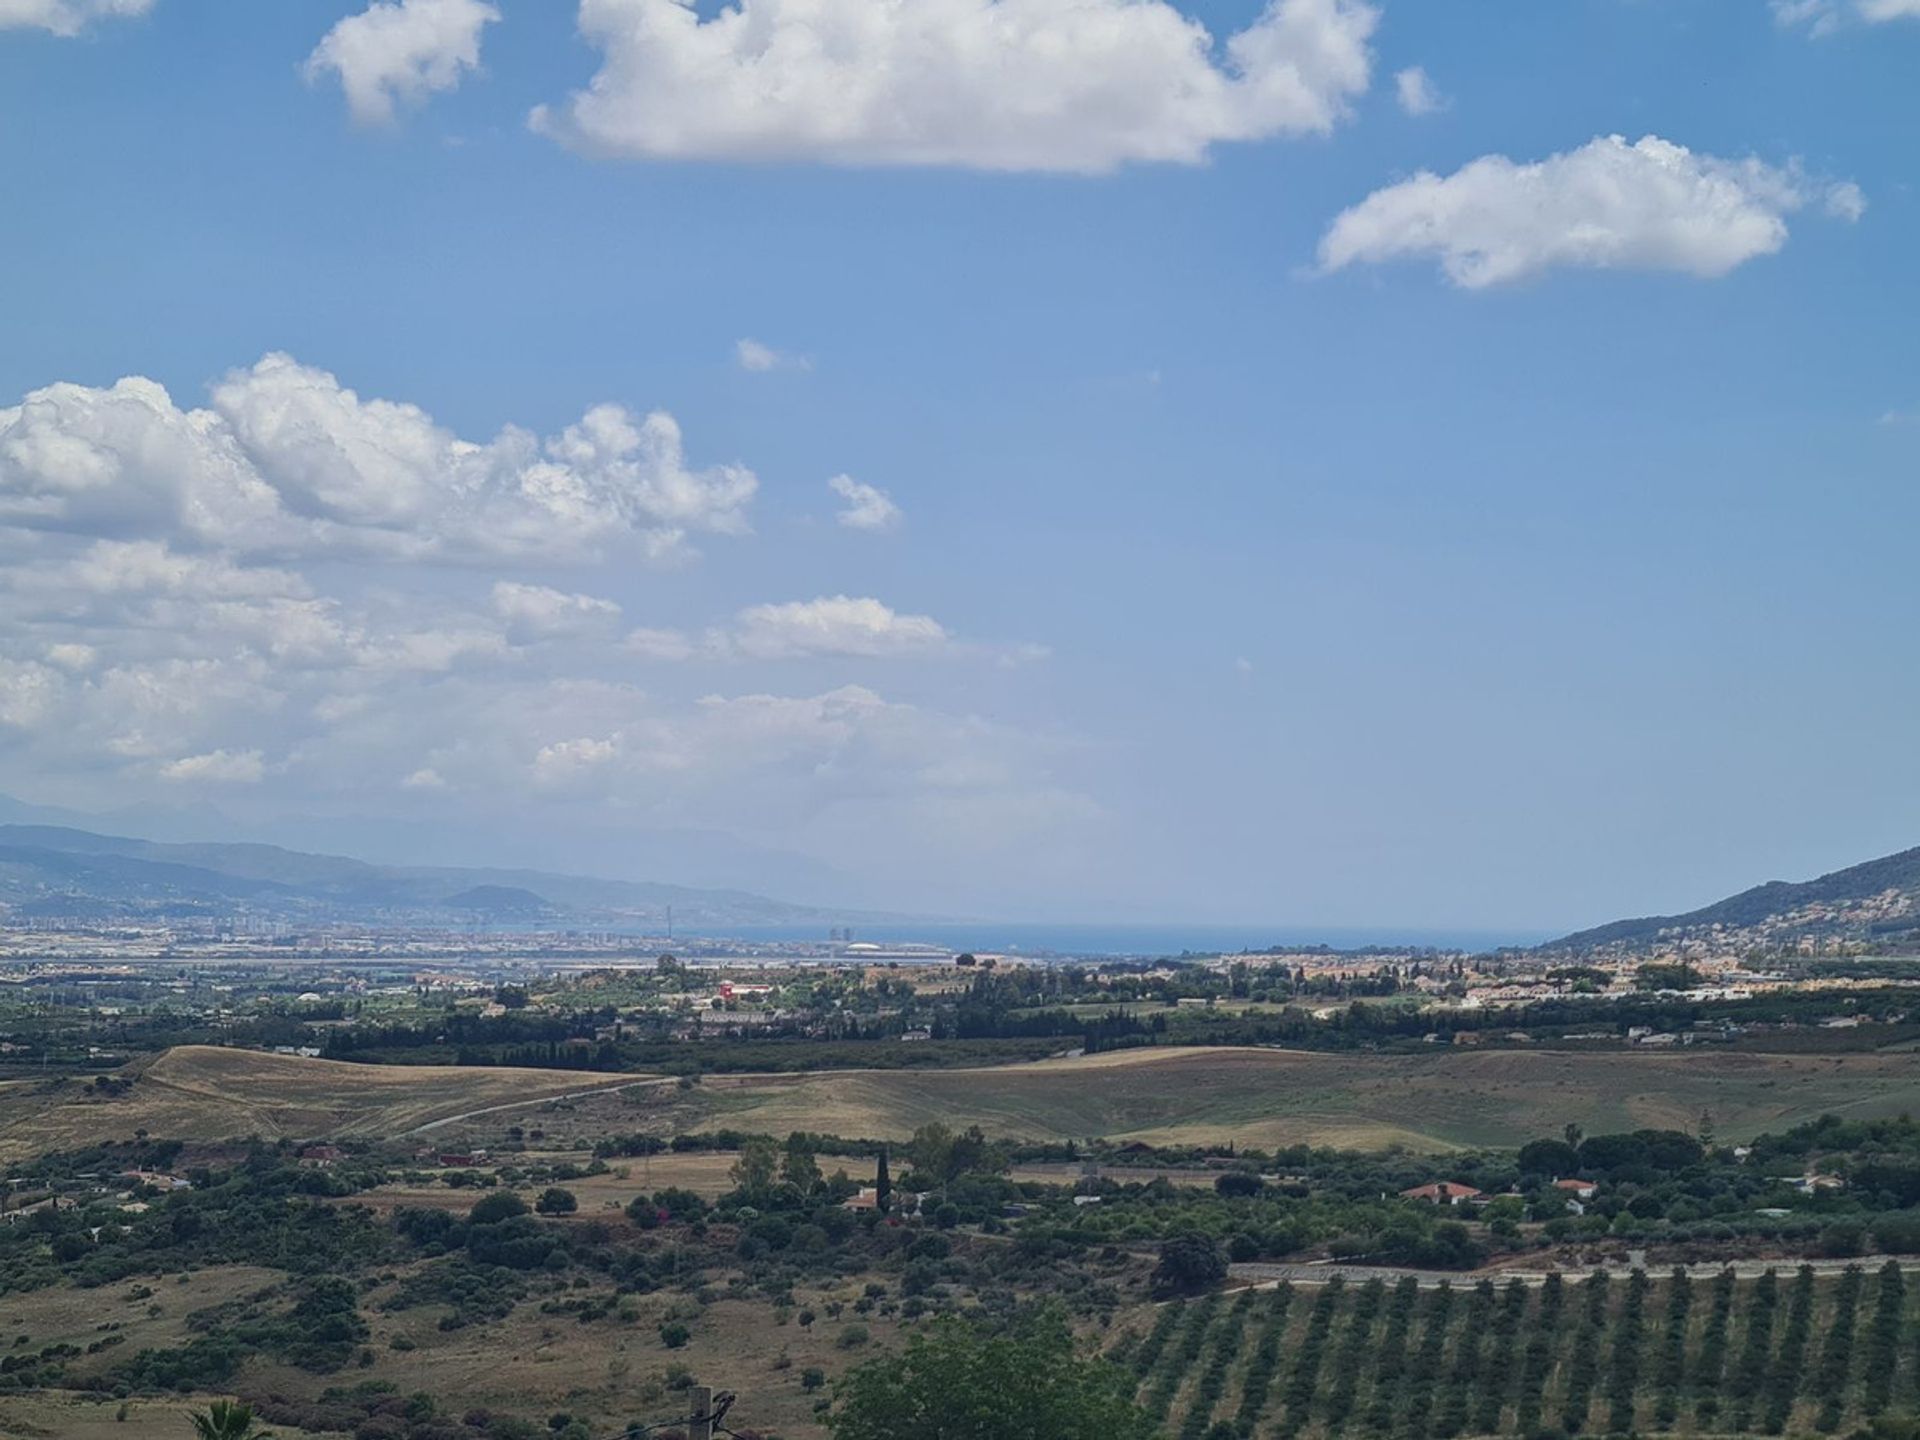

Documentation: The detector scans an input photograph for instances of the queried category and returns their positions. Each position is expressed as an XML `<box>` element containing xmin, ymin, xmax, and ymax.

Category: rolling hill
<box><xmin>0</xmin><ymin>1047</ymin><xmax>658</xmax><ymax>1163</ymax></box>
<box><xmin>1550</xmin><ymin>844</ymin><xmax>1920</xmax><ymax>953</ymax></box>
<box><xmin>31</xmin><ymin>1044</ymin><xmax>1920</xmax><ymax>1161</ymax></box>
<box><xmin>0</xmin><ymin>823</ymin><xmax>889</xmax><ymax>929</ymax></box>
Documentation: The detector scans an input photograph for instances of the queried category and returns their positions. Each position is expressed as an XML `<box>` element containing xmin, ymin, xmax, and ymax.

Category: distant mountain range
<box><xmin>1549</xmin><ymin>845</ymin><xmax>1920</xmax><ymax>954</ymax></box>
<box><xmin>0</xmin><ymin>823</ymin><xmax>893</xmax><ymax>931</ymax></box>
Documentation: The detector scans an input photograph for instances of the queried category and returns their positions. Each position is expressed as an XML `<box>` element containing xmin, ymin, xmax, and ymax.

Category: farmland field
<box><xmin>11</xmin><ymin>1042</ymin><xmax>1920</xmax><ymax>1166</ymax></box>
<box><xmin>509</xmin><ymin>1044</ymin><xmax>1920</xmax><ymax>1154</ymax></box>
<box><xmin>23</xmin><ymin>1043</ymin><xmax>1920</xmax><ymax>1159</ymax></box>
<box><xmin>1112</xmin><ymin>1263</ymin><xmax>1917</xmax><ymax>1438</ymax></box>
<box><xmin>0</xmin><ymin>1046</ymin><xmax>657</xmax><ymax>1163</ymax></box>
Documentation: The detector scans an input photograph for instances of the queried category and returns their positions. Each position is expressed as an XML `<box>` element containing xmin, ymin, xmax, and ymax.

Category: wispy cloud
<box><xmin>828</xmin><ymin>475</ymin><xmax>903</xmax><ymax>532</ymax></box>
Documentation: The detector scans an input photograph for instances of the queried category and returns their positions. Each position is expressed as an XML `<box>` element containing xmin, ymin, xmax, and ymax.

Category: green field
<box><xmin>1114</xmin><ymin>1263</ymin><xmax>1914</xmax><ymax>1439</ymax></box>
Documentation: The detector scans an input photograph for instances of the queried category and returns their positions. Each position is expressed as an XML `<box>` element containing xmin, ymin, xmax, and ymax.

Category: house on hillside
<box><xmin>1790</xmin><ymin>1173</ymin><xmax>1844</xmax><ymax>1195</ymax></box>
<box><xmin>299</xmin><ymin>1145</ymin><xmax>346</xmax><ymax>1168</ymax></box>
<box><xmin>1553</xmin><ymin>1178</ymin><xmax>1599</xmax><ymax>1201</ymax></box>
<box><xmin>844</xmin><ymin>1186</ymin><xmax>924</xmax><ymax>1214</ymax></box>
<box><xmin>1399</xmin><ymin>1181</ymin><xmax>1483</xmax><ymax>1206</ymax></box>
<box><xmin>119</xmin><ymin>1170</ymin><xmax>191</xmax><ymax>1192</ymax></box>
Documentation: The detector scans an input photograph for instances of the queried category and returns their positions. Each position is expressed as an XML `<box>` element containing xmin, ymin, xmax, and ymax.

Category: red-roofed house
<box><xmin>1399</xmin><ymin>1181</ymin><xmax>1483</xmax><ymax>1206</ymax></box>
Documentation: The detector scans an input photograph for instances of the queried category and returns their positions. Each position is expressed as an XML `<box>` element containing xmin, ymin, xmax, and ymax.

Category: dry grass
<box><xmin>0</xmin><ymin>1264</ymin><xmax>286</xmax><ymax>1384</ymax></box>
<box><xmin>344</xmin><ymin>1283</ymin><xmax>898</xmax><ymax>1439</ymax></box>
<box><xmin>0</xmin><ymin>1047</ymin><xmax>657</xmax><ymax>1163</ymax></box>
<box><xmin>13</xmin><ymin>1042</ymin><xmax>1920</xmax><ymax>1166</ymax></box>
<box><xmin>0</xmin><ymin>1391</ymin><xmax>335</xmax><ymax>1440</ymax></box>
<box><xmin>664</xmin><ymin>1044</ymin><xmax>1920</xmax><ymax>1152</ymax></box>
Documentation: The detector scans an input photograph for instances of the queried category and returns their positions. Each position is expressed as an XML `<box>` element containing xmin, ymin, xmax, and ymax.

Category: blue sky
<box><xmin>0</xmin><ymin>0</ymin><xmax>1915</xmax><ymax>933</ymax></box>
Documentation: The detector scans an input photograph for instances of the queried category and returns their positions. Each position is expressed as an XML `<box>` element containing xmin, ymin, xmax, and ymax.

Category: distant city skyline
<box><xmin>1</xmin><ymin>1</ymin><xmax>1916</xmax><ymax>932</ymax></box>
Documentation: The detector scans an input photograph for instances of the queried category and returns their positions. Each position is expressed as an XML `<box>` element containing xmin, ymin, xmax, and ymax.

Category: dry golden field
<box><xmin>500</xmin><ymin>1043</ymin><xmax>1920</xmax><ymax>1154</ymax></box>
<box><xmin>10</xmin><ymin>1042</ymin><xmax>1920</xmax><ymax>1165</ymax></box>
<box><xmin>0</xmin><ymin>1046</ymin><xmax>658</xmax><ymax>1163</ymax></box>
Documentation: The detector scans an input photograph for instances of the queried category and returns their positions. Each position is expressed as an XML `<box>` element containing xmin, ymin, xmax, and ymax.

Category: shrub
<box><xmin>470</xmin><ymin>1192</ymin><xmax>529</xmax><ymax>1225</ymax></box>
<box><xmin>1152</xmin><ymin>1233</ymin><xmax>1226</xmax><ymax>1297</ymax></box>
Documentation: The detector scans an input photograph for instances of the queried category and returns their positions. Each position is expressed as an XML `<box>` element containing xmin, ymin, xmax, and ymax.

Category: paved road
<box><xmin>1229</xmin><ymin>1254</ymin><xmax>1909</xmax><ymax>1290</ymax></box>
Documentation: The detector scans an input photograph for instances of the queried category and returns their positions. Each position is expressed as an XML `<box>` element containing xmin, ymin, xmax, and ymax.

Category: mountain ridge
<box><xmin>1548</xmin><ymin>844</ymin><xmax>1920</xmax><ymax>953</ymax></box>
<box><xmin>0</xmin><ymin>823</ymin><xmax>904</xmax><ymax>930</ymax></box>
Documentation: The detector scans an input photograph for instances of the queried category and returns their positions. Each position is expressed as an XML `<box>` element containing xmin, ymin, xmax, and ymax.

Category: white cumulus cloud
<box><xmin>623</xmin><ymin>595</ymin><xmax>954</xmax><ymax>661</ymax></box>
<box><xmin>491</xmin><ymin>580</ymin><xmax>622</xmax><ymax>638</ymax></box>
<box><xmin>1775</xmin><ymin>0</ymin><xmax>1920</xmax><ymax>33</ymax></box>
<box><xmin>828</xmin><ymin>474</ymin><xmax>902</xmax><ymax>532</ymax></box>
<box><xmin>531</xmin><ymin>0</ymin><xmax>1378</xmax><ymax>172</ymax></box>
<box><xmin>0</xmin><ymin>353</ymin><xmax>756</xmax><ymax>564</ymax></box>
<box><xmin>1393</xmin><ymin>65</ymin><xmax>1444</xmax><ymax>116</ymax></box>
<box><xmin>305</xmin><ymin>0</ymin><xmax>500</xmax><ymax>125</ymax></box>
<box><xmin>159</xmin><ymin>748</ymin><xmax>266</xmax><ymax>784</ymax></box>
<box><xmin>1319</xmin><ymin>134</ymin><xmax>1863</xmax><ymax>289</ymax></box>
<box><xmin>730</xmin><ymin>596</ymin><xmax>949</xmax><ymax>659</ymax></box>
<box><xmin>0</xmin><ymin>0</ymin><xmax>149</xmax><ymax>35</ymax></box>
<box><xmin>735</xmin><ymin>338</ymin><xmax>810</xmax><ymax>372</ymax></box>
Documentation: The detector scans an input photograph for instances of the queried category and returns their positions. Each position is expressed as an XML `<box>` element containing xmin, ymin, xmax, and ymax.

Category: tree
<box><xmin>781</xmin><ymin>1132</ymin><xmax>823</xmax><ymax>1195</ymax></box>
<box><xmin>470</xmin><ymin>1191</ymin><xmax>529</xmax><ymax>1224</ymax></box>
<box><xmin>189</xmin><ymin>1400</ymin><xmax>274</xmax><ymax>1440</ymax></box>
<box><xmin>874</xmin><ymin>1147</ymin><xmax>892</xmax><ymax>1214</ymax></box>
<box><xmin>1518</xmin><ymin>1138</ymin><xmax>1580</xmax><ymax>1176</ymax></box>
<box><xmin>909</xmin><ymin>1123</ymin><xmax>955</xmax><ymax>1182</ymax></box>
<box><xmin>908</xmin><ymin>1122</ymin><xmax>1001</xmax><ymax>1186</ymax></box>
<box><xmin>829</xmin><ymin>1312</ymin><xmax>1153</xmax><ymax>1440</ymax></box>
<box><xmin>945</xmin><ymin>1125</ymin><xmax>1003</xmax><ymax>1180</ymax></box>
<box><xmin>731</xmin><ymin>1134</ymin><xmax>780</xmax><ymax>1195</ymax></box>
<box><xmin>1153</xmin><ymin>1232</ymin><xmax>1227</xmax><ymax>1296</ymax></box>
<box><xmin>535</xmin><ymin>1187</ymin><xmax>578</xmax><ymax>1215</ymax></box>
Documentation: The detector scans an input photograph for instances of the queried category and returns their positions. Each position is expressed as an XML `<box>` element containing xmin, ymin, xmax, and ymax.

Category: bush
<box><xmin>659</xmin><ymin>1322</ymin><xmax>691</xmax><ymax>1349</ymax></box>
<box><xmin>1153</xmin><ymin>1233</ymin><xmax>1226</xmax><ymax>1297</ymax></box>
<box><xmin>830</xmin><ymin>1311</ymin><xmax>1151</xmax><ymax>1440</ymax></box>
<box><xmin>469</xmin><ymin>1192</ymin><xmax>529</xmax><ymax>1225</ymax></box>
